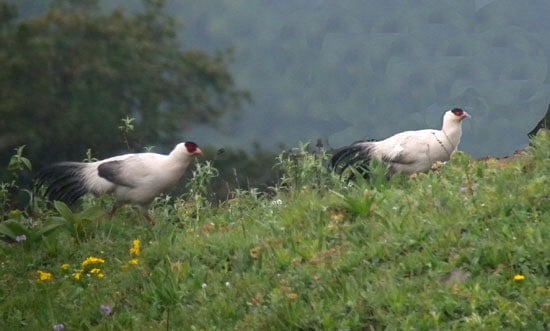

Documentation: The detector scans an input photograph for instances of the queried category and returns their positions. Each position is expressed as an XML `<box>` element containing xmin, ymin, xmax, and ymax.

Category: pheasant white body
<box><xmin>331</xmin><ymin>108</ymin><xmax>470</xmax><ymax>176</ymax></box>
<box><xmin>37</xmin><ymin>142</ymin><xmax>203</xmax><ymax>224</ymax></box>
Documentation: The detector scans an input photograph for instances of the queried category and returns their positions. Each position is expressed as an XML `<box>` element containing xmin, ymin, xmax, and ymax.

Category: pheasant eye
<box><xmin>185</xmin><ymin>142</ymin><xmax>198</xmax><ymax>153</ymax></box>
<box><xmin>451</xmin><ymin>108</ymin><xmax>464</xmax><ymax>116</ymax></box>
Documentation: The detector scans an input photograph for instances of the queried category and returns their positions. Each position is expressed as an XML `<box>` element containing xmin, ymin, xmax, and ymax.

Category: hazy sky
<box><xmin>14</xmin><ymin>0</ymin><xmax>550</xmax><ymax>158</ymax></box>
<box><xmin>175</xmin><ymin>0</ymin><xmax>550</xmax><ymax>157</ymax></box>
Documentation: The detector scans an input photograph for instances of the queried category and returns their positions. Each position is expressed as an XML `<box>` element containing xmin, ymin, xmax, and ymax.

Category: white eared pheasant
<box><xmin>331</xmin><ymin>108</ymin><xmax>470</xmax><ymax>177</ymax></box>
<box><xmin>36</xmin><ymin>142</ymin><xmax>203</xmax><ymax>225</ymax></box>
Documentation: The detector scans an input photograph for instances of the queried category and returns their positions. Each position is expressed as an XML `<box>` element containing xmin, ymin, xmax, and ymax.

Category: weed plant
<box><xmin>0</xmin><ymin>133</ymin><xmax>548</xmax><ymax>330</ymax></box>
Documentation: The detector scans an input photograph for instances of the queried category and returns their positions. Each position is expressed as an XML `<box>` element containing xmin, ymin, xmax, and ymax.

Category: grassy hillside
<box><xmin>0</xmin><ymin>133</ymin><xmax>548</xmax><ymax>330</ymax></box>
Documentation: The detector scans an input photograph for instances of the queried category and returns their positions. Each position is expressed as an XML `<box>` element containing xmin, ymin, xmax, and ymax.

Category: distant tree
<box><xmin>0</xmin><ymin>0</ymin><xmax>249</xmax><ymax>170</ymax></box>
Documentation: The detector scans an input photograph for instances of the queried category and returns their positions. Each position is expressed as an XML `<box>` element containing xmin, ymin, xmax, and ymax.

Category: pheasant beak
<box><xmin>194</xmin><ymin>148</ymin><xmax>204</xmax><ymax>156</ymax></box>
<box><xmin>461</xmin><ymin>111</ymin><xmax>471</xmax><ymax>120</ymax></box>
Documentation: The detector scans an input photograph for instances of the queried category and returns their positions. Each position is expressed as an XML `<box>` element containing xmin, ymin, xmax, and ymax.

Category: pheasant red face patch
<box><xmin>451</xmin><ymin>108</ymin><xmax>465</xmax><ymax>116</ymax></box>
<box><xmin>184</xmin><ymin>141</ymin><xmax>202</xmax><ymax>154</ymax></box>
<box><xmin>451</xmin><ymin>108</ymin><xmax>470</xmax><ymax>119</ymax></box>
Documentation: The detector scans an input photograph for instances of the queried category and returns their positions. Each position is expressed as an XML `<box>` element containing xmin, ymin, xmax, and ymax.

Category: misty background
<box><xmin>176</xmin><ymin>0</ymin><xmax>550</xmax><ymax>158</ymax></box>
<box><xmin>6</xmin><ymin>1</ymin><xmax>550</xmax><ymax>170</ymax></box>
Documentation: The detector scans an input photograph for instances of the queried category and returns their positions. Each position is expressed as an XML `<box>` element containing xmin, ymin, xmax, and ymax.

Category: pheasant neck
<box><xmin>432</xmin><ymin>131</ymin><xmax>452</xmax><ymax>158</ymax></box>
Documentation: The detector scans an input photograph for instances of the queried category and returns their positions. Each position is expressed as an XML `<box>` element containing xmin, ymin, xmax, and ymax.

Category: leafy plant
<box><xmin>45</xmin><ymin>201</ymin><xmax>104</xmax><ymax>242</ymax></box>
<box><xmin>143</xmin><ymin>258</ymin><xmax>188</xmax><ymax>330</ymax></box>
<box><xmin>333</xmin><ymin>188</ymin><xmax>381</xmax><ymax>218</ymax></box>
<box><xmin>7</xmin><ymin>145</ymin><xmax>32</xmax><ymax>176</ymax></box>
<box><xmin>118</xmin><ymin>116</ymin><xmax>136</xmax><ymax>151</ymax></box>
<box><xmin>274</xmin><ymin>141</ymin><xmax>336</xmax><ymax>193</ymax></box>
<box><xmin>177</xmin><ymin>161</ymin><xmax>220</xmax><ymax>222</ymax></box>
<box><xmin>0</xmin><ymin>145</ymin><xmax>33</xmax><ymax>220</ymax></box>
<box><xmin>0</xmin><ymin>201</ymin><xmax>103</xmax><ymax>246</ymax></box>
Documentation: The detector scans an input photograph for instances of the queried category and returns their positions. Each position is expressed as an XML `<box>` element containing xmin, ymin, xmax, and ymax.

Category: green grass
<box><xmin>1</xmin><ymin>134</ymin><xmax>549</xmax><ymax>330</ymax></box>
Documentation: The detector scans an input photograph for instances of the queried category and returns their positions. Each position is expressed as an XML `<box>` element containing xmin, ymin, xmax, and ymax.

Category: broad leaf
<box><xmin>53</xmin><ymin>201</ymin><xmax>75</xmax><ymax>222</ymax></box>
<box><xmin>33</xmin><ymin>219</ymin><xmax>69</xmax><ymax>239</ymax></box>
<box><xmin>0</xmin><ymin>220</ymin><xmax>30</xmax><ymax>240</ymax></box>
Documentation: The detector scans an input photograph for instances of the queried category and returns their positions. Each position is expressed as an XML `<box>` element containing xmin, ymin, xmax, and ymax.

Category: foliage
<box><xmin>0</xmin><ymin>0</ymin><xmax>249</xmax><ymax>173</ymax></box>
<box><xmin>0</xmin><ymin>145</ymin><xmax>33</xmax><ymax>218</ymax></box>
<box><xmin>274</xmin><ymin>141</ymin><xmax>339</xmax><ymax>193</ymax></box>
<box><xmin>176</xmin><ymin>160</ymin><xmax>219</xmax><ymax>224</ymax></box>
<box><xmin>0</xmin><ymin>132</ymin><xmax>548</xmax><ymax>329</ymax></box>
<box><xmin>7</xmin><ymin>145</ymin><xmax>32</xmax><ymax>177</ymax></box>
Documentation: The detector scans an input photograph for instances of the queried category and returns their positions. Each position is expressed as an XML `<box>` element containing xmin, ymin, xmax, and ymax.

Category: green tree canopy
<box><xmin>0</xmin><ymin>0</ymin><xmax>249</xmax><ymax>168</ymax></box>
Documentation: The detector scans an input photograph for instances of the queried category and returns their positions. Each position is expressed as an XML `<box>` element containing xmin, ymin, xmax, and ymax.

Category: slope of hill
<box><xmin>0</xmin><ymin>133</ymin><xmax>548</xmax><ymax>329</ymax></box>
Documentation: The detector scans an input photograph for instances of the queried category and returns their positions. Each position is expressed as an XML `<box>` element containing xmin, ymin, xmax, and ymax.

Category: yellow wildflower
<box><xmin>82</xmin><ymin>256</ymin><xmax>105</xmax><ymax>268</ymax></box>
<box><xmin>128</xmin><ymin>259</ymin><xmax>139</xmax><ymax>265</ymax></box>
<box><xmin>130</xmin><ymin>240</ymin><xmax>141</xmax><ymax>257</ymax></box>
<box><xmin>60</xmin><ymin>264</ymin><xmax>71</xmax><ymax>271</ymax></box>
<box><xmin>513</xmin><ymin>274</ymin><xmax>525</xmax><ymax>282</ymax></box>
<box><xmin>88</xmin><ymin>268</ymin><xmax>105</xmax><ymax>279</ymax></box>
<box><xmin>37</xmin><ymin>270</ymin><xmax>53</xmax><ymax>282</ymax></box>
<box><xmin>73</xmin><ymin>269</ymin><xmax>83</xmax><ymax>280</ymax></box>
